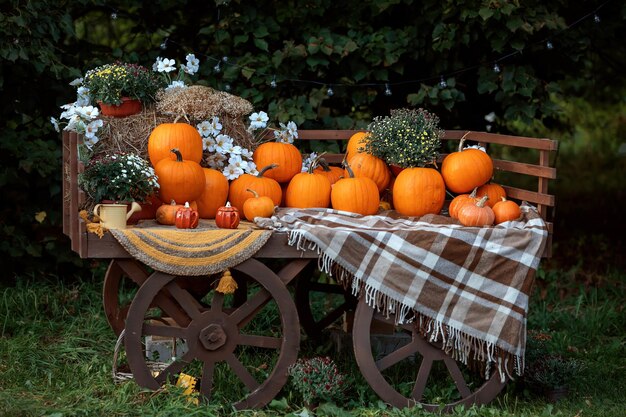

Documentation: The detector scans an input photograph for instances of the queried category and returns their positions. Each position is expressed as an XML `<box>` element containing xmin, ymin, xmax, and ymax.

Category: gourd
<box><xmin>148</xmin><ymin>123</ymin><xmax>204</xmax><ymax>167</ymax></box>
<box><xmin>476</xmin><ymin>183</ymin><xmax>506</xmax><ymax>208</ymax></box>
<box><xmin>285</xmin><ymin>157</ymin><xmax>332</xmax><ymax>208</ymax></box>
<box><xmin>493</xmin><ymin>197</ymin><xmax>521</xmax><ymax>224</ymax></box>
<box><xmin>175</xmin><ymin>202</ymin><xmax>199</xmax><ymax>229</ymax></box>
<box><xmin>228</xmin><ymin>164</ymin><xmax>282</xmax><ymax>212</ymax></box>
<box><xmin>243</xmin><ymin>189</ymin><xmax>275</xmax><ymax>221</ymax></box>
<box><xmin>314</xmin><ymin>158</ymin><xmax>344</xmax><ymax>185</ymax></box>
<box><xmin>393</xmin><ymin>167</ymin><xmax>445</xmax><ymax>216</ymax></box>
<box><xmin>252</xmin><ymin>141</ymin><xmax>302</xmax><ymax>183</ymax></box>
<box><xmin>441</xmin><ymin>137</ymin><xmax>493</xmax><ymax>193</ymax></box>
<box><xmin>155</xmin><ymin>149</ymin><xmax>205</xmax><ymax>205</ymax></box>
<box><xmin>346</xmin><ymin>152</ymin><xmax>391</xmax><ymax>192</ymax></box>
<box><xmin>458</xmin><ymin>195</ymin><xmax>495</xmax><ymax>227</ymax></box>
<box><xmin>196</xmin><ymin>168</ymin><xmax>229</xmax><ymax>219</ymax></box>
<box><xmin>345</xmin><ymin>131</ymin><xmax>369</xmax><ymax>161</ymax></box>
<box><xmin>215</xmin><ymin>202</ymin><xmax>240</xmax><ymax>229</ymax></box>
<box><xmin>331</xmin><ymin>162</ymin><xmax>379</xmax><ymax>215</ymax></box>
<box><xmin>448</xmin><ymin>188</ymin><xmax>478</xmax><ymax>219</ymax></box>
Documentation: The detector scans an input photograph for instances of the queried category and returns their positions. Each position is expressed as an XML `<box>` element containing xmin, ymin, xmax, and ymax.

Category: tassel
<box><xmin>216</xmin><ymin>269</ymin><xmax>238</xmax><ymax>294</ymax></box>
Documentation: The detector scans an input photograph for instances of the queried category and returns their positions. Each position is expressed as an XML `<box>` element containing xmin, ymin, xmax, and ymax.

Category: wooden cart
<box><xmin>62</xmin><ymin>129</ymin><xmax>557</xmax><ymax>411</ymax></box>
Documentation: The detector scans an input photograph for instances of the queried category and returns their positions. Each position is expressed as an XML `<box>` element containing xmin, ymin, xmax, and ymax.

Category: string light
<box><xmin>326</xmin><ymin>86</ymin><xmax>334</xmax><ymax>97</ymax></box>
<box><xmin>213</xmin><ymin>61</ymin><xmax>221</xmax><ymax>73</ymax></box>
<box><xmin>493</xmin><ymin>63</ymin><xmax>501</xmax><ymax>73</ymax></box>
<box><xmin>594</xmin><ymin>14</ymin><xmax>601</xmax><ymax>23</ymax></box>
<box><xmin>384</xmin><ymin>83</ymin><xmax>392</xmax><ymax>96</ymax></box>
<box><xmin>270</xmin><ymin>75</ymin><xmax>277</xmax><ymax>88</ymax></box>
<box><xmin>546</xmin><ymin>40</ymin><xmax>554</xmax><ymax>50</ymax></box>
<box><xmin>439</xmin><ymin>76</ymin><xmax>447</xmax><ymax>89</ymax></box>
<box><xmin>224</xmin><ymin>83</ymin><xmax>231</xmax><ymax>91</ymax></box>
<box><xmin>160</xmin><ymin>38</ymin><xmax>168</xmax><ymax>50</ymax></box>
<box><xmin>110</xmin><ymin>12</ymin><xmax>118</xmax><ymax>20</ymax></box>
<box><xmin>222</xmin><ymin>56</ymin><xmax>229</xmax><ymax>63</ymax></box>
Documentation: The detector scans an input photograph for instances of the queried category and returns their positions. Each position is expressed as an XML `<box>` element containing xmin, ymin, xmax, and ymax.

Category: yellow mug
<box><xmin>93</xmin><ymin>202</ymin><xmax>141</xmax><ymax>230</ymax></box>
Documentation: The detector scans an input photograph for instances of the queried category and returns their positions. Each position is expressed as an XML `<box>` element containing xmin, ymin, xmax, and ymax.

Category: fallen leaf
<box><xmin>35</xmin><ymin>211</ymin><xmax>47</xmax><ymax>223</ymax></box>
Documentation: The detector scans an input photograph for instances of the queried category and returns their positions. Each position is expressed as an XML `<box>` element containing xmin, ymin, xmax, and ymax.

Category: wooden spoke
<box><xmin>238</xmin><ymin>334</ymin><xmax>282</xmax><ymax>349</ymax></box>
<box><xmin>211</xmin><ymin>291</ymin><xmax>225</xmax><ymax>312</ymax></box>
<box><xmin>226</xmin><ymin>353</ymin><xmax>260</xmax><ymax>392</ymax></box>
<box><xmin>228</xmin><ymin>288</ymin><xmax>271</xmax><ymax>327</ymax></box>
<box><xmin>155</xmin><ymin>350</ymin><xmax>195</xmax><ymax>384</ymax></box>
<box><xmin>411</xmin><ymin>358</ymin><xmax>434</xmax><ymax>401</ymax></box>
<box><xmin>375</xmin><ymin>339</ymin><xmax>419</xmax><ymax>372</ymax></box>
<box><xmin>143</xmin><ymin>322</ymin><xmax>187</xmax><ymax>339</ymax></box>
<box><xmin>308</xmin><ymin>281</ymin><xmax>346</xmax><ymax>294</ymax></box>
<box><xmin>199</xmin><ymin>360</ymin><xmax>216</xmax><ymax>400</ymax></box>
<box><xmin>164</xmin><ymin>281</ymin><xmax>204</xmax><ymax>320</ymax></box>
<box><xmin>444</xmin><ymin>357</ymin><xmax>472</xmax><ymax>398</ymax></box>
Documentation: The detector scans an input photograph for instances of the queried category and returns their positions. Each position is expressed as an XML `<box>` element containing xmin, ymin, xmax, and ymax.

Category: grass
<box><xmin>0</xmin><ymin>264</ymin><xmax>624</xmax><ymax>417</ymax></box>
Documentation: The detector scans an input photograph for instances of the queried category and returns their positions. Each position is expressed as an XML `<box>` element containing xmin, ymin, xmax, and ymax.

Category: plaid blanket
<box><xmin>256</xmin><ymin>204</ymin><xmax>548</xmax><ymax>381</ymax></box>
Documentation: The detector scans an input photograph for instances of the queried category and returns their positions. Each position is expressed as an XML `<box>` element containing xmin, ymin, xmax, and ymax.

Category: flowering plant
<box><xmin>364</xmin><ymin>107</ymin><xmax>443</xmax><ymax>168</ymax></box>
<box><xmin>82</xmin><ymin>62</ymin><xmax>163</xmax><ymax>105</ymax></box>
<box><xmin>153</xmin><ymin>54</ymin><xmax>201</xmax><ymax>91</ymax></box>
<box><xmin>288</xmin><ymin>356</ymin><xmax>345</xmax><ymax>405</ymax></box>
<box><xmin>78</xmin><ymin>152</ymin><xmax>159</xmax><ymax>203</ymax></box>
<box><xmin>195</xmin><ymin>111</ymin><xmax>299</xmax><ymax>180</ymax></box>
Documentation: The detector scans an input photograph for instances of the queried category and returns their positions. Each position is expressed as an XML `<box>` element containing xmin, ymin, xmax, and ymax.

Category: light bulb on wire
<box><xmin>546</xmin><ymin>40</ymin><xmax>554</xmax><ymax>50</ymax></box>
<box><xmin>439</xmin><ymin>76</ymin><xmax>447</xmax><ymax>89</ymax></box>
<box><xmin>384</xmin><ymin>83</ymin><xmax>392</xmax><ymax>96</ymax></box>
<box><xmin>270</xmin><ymin>75</ymin><xmax>277</xmax><ymax>88</ymax></box>
<box><xmin>493</xmin><ymin>63</ymin><xmax>501</xmax><ymax>73</ymax></box>
<box><xmin>214</xmin><ymin>61</ymin><xmax>221</xmax><ymax>73</ymax></box>
<box><xmin>594</xmin><ymin>14</ymin><xmax>601</xmax><ymax>23</ymax></box>
<box><xmin>160</xmin><ymin>38</ymin><xmax>168</xmax><ymax>50</ymax></box>
<box><xmin>327</xmin><ymin>86</ymin><xmax>334</xmax><ymax>97</ymax></box>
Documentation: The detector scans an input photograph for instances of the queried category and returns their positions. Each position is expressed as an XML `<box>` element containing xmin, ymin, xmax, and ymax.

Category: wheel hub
<box><xmin>199</xmin><ymin>323</ymin><xmax>227</xmax><ymax>350</ymax></box>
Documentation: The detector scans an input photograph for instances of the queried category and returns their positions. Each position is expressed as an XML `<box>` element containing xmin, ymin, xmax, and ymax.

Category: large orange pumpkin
<box><xmin>331</xmin><ymin>162</ymin><xmax>379</xmax><ymax>215</ymax></box>
<box><xmin>441</xmin><ymin>138</ymin><xmax>493</xmax><ymax>194</ymax></box>
<box><xmin>196</xmin><ymin>168</ymin><xmax>229</xmax><ymax>219</ymax></box>
<box><xmin>285</xmin><ymin>159</ymin><xmax>331</xmax><ymax>208</ymax></box>
<box><xmin>228</xmin><ymin>164</ymin><xmax>282</xmax><ymax>212</ymax></box>
<box><xmin>148</xmin><ymin>123</ymin><xmax>204</xmax><ymax>167</ymax></box>
<box><xmin>476</xmin><ymin>183</ymin><xmax>506</xmax><ymax>208</ymax></box>
<box><xmin>347</xmin><ymin>152</ymin><xmax>391</xmax><ymax>192</ymax></box>
<box><xmin>345</xmin><ymin>131</ymin><xmax>369</xmax><ymax>161</ymax></box>
<box><xmin>393</xmin><ymin>167</ymin><xmax>445</xmax><ymax>216</ymax></box>
<box><xmin>155</xmin><ymin>149</ymin><xmax>205</xmax><ymax>205</ymax></box>
<box><xmin>253</xmin><ymin>142</ymin><xmax>302</xmax><ymax>183</ymax></box>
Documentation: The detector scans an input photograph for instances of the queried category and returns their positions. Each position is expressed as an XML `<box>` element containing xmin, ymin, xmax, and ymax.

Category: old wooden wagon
<box><xmin>62</xmin><ymin>129</ymin><xmax>557</xmax><ymax>411</ymax></box>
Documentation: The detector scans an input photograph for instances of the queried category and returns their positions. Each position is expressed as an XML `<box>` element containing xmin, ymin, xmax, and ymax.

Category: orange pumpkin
<box><xmin>243</xmin><ymin>189</ymin><xmax>275</xmax><ymax>221</ymax></box>
<box><xmin>393</xmin><ymin>167</ymin><xmax>445</xmax><ymax>216</ymax></box>
<box><xmin>215</xmin><ymin>202</ymin><xmax>240</xmax><ymax>229</ymax></box>
<box><xmin>156</xmin><ymin>200</ymin><xmax>198</xmax><ymax>224</ymax></box>
<box><xmin>253</xmin><ymin>142</ymin><xmax>302</xmax><ymax>183</ymax></box>
<box><xmin>196</xmin><ymin>168</ymin><xmax>229</xmax><ymax>219</ymax></box>
<box><xmin>155</xmin><ymin>149</ymin><xmax>205</xmax><ymax>205</ymax></box>
<box><xmin>476</xmin><ymin>183</ymin><xmax>506</xmax><ymax>208</ymax></box>
<box><xmin>148</xmin><ymin>123</ymin><xmax>204</xmax><ymax>167</ymax></box>
<box><xmin>458</xmin><ymin>195</ymin><xmax>495</xmax><ymax>227</ymax></box>
<box><xmin>285</xmin><ymin>157</ymin><xmax>332</xmax><ymax>208</ymax></box>
<box><xmin>314</xmin><ymin>158</ymin><xmax>344</xmax><ymax>185</ymax></box>
<box><xmin>345</xmin><ymin>131</ymin><xmax>369</xmax><ymax>161</ymax></box>
<box><xmin>331</xmin><ymin>162</ymin><xmax>379</xmax><ymax>215</ymax></box>
<box><xmin>448</xmin><ymin>188</ymin><xmax>478</xmax><ymax>219</ymax></box>
<box><xmin>347</xmin><ymin>152</ymin><xmax>391</xmax><ymax>192</ymax></box>
<box><xmin>493</xmin><ymin>197</ymin><xmax>521</xmax><ymax>224</ymax></box>
<box><xmin>228</xmin><ymin>164</ymin><xmax>282</xmax><ymax>212</ymax></box>
<box><xmin>441</xmin><ymin>138</ymin><xmax>493</xmax><ymax>193</ymax></box>
<box><xmin>175</xmin><ymin>202</ymin><xmax>199</xmax><ymax>229</ymax></box>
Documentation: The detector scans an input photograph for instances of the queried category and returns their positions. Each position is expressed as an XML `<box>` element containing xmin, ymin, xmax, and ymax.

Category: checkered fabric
<box><xmin>256</xmin><ymin>204</ymin><xmax>548</xmax><ymax>380</ymax></box>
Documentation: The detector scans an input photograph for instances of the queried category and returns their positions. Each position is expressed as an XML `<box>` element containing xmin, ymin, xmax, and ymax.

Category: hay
<box><xmin>156</xmin><ymin>85</ymin><xmax>253</xmax><ymax>119</ymax></box>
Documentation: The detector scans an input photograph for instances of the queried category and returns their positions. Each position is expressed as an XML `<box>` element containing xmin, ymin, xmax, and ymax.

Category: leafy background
<box><xmin>1</xmin><ymin>0</ymin><xmax>624</xmax><ymax>280</ymax></box>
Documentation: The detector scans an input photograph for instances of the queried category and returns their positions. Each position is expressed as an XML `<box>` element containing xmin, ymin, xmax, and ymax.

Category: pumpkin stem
<box><xmin>170</xmin><ymin>148</ymin><xmax>183</xmax><ymax>162</ymax></box>
<box><xmin>476</xmin><ymin>195</ymin><xmax>489</xmax><ymax>208</ymax></box>
<box><xmin>469</xmin><ymin>187</ymin><xmax>478</xmax><ymax>198</ymax></box>
<box><xmin>459</xmin><ymin>131</ymin><xmax>472</xmax><ymax>152</ymax></box>
<box><xmin>343</xmin><ymin>160</ymin><xmax>356</xmax><ymax>178</ymax></box>
<box><xmin>258</xmin><ymin>164</ymin><xmax>278</xmax><ymax>177</ymax></box>
<box><xmin>246</xmin><ymin>188</ymin><xmax>260</xmax><ymax>198</ymax></box>
<box><xmin>318</xmin><ymin>158</ymin><xmax>332</xmax><ymax>172</ymax></box>
<box><xmin>307</xmin><ymin>152</ymin><xmax>327</xmax><ymax>174</ymax></box>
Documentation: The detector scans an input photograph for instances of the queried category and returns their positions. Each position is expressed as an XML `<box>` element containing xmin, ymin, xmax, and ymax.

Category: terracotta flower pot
<box><xmin>99</xmin><ymin>97</ymin><xmax>142</xmax><ymax>117</ymax></box>
<box><xmin>390</xmin><ymin>164</ymin><xmax>405</xmax><ymax>176</ymax></box>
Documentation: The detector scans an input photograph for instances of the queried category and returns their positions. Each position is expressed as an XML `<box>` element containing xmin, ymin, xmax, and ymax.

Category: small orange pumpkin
<box><xmin>476</xmin><ymin>183</ymin><xmax>506</xmax><ymax>208</ymax></box>
<box><xmin>448</xmin><ymin>188</ymin><xmax>478</xmax><ymax>219</ymax></box>
<box><xmin>331</xmin><ymin>162</ymin><xmax>379</xmax><ymax>215</ymax></box>
<box><xmin>346</xmin><ymin>152</ymin><xmax>391</xmax><ymax>192</ymax></box>
<box><xmin>492</xmin><ymin>197</ymin><xmax>521</xmax><ymax>224</ymax></box>
<box><xmin>215</xmin><ymin>202</ymin><xmax>240</xmax><ymax>229</ymax></box>
<box><xmin>243</xmin><ymin>189</ymin><xmax>275</xmax><ymax>221</ymax></box>
<box><xmin>228</xmin><ymin>164</ymin><xmax>282</xmax><ymax>212</ymax></box>
<box><xmin>253</xmin><ymin>142</ymin><xmax>302</xmax><ymax>183</ymax></box>
<box><xmin>285</xmin><ymin>156</ymin><xmax>332</xmax><ymax>208</ymax></box>
<box><xmin>175</xmin><ymin>202</ymin><xmax>199</xmax><ymax>229</ymax></box>
<box><xmin>345</xmin><ymin>131</ymin><xmax>369</xmax><ymax>161</ymax></box>
<box><xmin>441</xmin><ymin>137</ymin><xmax>493</xmax><ymax>193</ymax></box>
<box><xmin>458</xmin><ymin>195</ymin><xmax>495</xmax><ymax>227</ymax></box>
<box><xmin>155</xmin><ymin>149</ymin><xmax>205</xmax><ymax>205</ymax></box>
<box><xmin>393</xmin><ymin>167</ymin><xmax>445</xmax><ymax>216</ymax></box>
<box><xmin>148</xmin><ymin>123</ymin><xmax>204</xmax><ymax>167</ymax></box>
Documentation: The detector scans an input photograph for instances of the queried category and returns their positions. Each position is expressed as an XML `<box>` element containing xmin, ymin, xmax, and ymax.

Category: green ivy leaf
<box><xmin>253</xmin><ymin>38</ymin><xmax>269</xmax><ymax>52</ymax></box>
<box><xmin>479</xmin><ymin>8</ymin><xmax>494</xmax><ymax>20</ymax></box>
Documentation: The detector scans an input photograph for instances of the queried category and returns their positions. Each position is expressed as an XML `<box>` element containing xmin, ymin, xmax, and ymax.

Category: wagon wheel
<box><xmin>352</xmin><ymin>299</ymin><xmax>507</xmax><ymax>412</ymax></box>
<box><xmin>102</xmin><ymin>259</ymin><xmax>216</xmax><ymax>336</ymax></box>
<box><xmin>124</xmin><ymin>258</ymin><xmax>300</xmax><ymax>410</ymax></box>
<box><xmin>294</xmin><ymin>261</ymin><xmax>357</xmax><ymax>338</ymax></box>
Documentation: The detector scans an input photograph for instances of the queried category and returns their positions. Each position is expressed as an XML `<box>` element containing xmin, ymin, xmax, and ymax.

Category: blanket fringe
<box><xmin>287</xmin><ymin>230</ymin><xmax>524</xmax><ymax>382</ymax></box>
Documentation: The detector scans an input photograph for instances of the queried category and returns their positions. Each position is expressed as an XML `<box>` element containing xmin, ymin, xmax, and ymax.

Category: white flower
<box><xmin>484</xmin><ymin>112</ymin><xmax>496</xmax><ymax>123</ymax></box>
<box><xmin>249</xmin><ymin>111</ymin><xmax>269</xmax><ymax>129</ymax></box>
<box><xmin>182</xmin><ymin>62</ymin><xmax>199</xmax><ymax>75</ymax></box>
<box><xmin>464</xmin><ymin>144</ymin><xmax>487</xmax><ymax>153</ymax></box>
<box><xmin>213</xmin><ymin>134</ymin><xmax>233</xmax><ymax>154</ymax></box>
<box><xmin>183</xmin><ymin>54</ymin><xmax>200</xmax><ymax>75</ymax></box>
<box><xmin>152</xmin><ymin>57</ymin><xmax>162</xmax><ymax>72</ymax></box>
<box><xmin>197</xmin><ymin>121</ymin><xmax>213</xmax><ymax>137</ymax></box>
<box><xmin>244</xmin><ymin>161</ymin><xmax>258</xmax><ymax>175</ymax></box>
<box><xmin>286</xmin><ymin>121</ymin><xmax>298</xmax><ymax>139</ymax></box>
<box><xmin>222</xmin><ymin>164</ymin><xmax>244</xmax><ymax>180</ymax></box>
<box><xmin>76</xmin><ymin>86</ymin><xmax>91</xmax><ymax>106</ymax></box>
<box><xmin>207</xmin><ymin>116</ymin><xmax>222</xmax><ymax>136</ymax></box>
<box><xmin>165</xmin><ymin>80</ymin><xmax>186</xmax><ymax>91</ymax></box>
<box><xmin>223</xmin><ymin>142</ymin><xmax>242</xmax><ymax>155</ymax></box>
<box><xmin>84</xmin><ymin>119</ymin><xmax>103</xmax><ymax>138</ymax></box>
<box><xmin>74</xmin><ymin>105</ymin><xmax>99</xmax><ymax>120</ymax></box>
<box><xmin>157</xmin><ymin>58</ymin><xmax>176</xmax><ymax>73</ymax></box>
<box><xmin>69</xmin><ymin>77</ymin><xmax>83</xmax><ymax>87</ymax></box>
<box><xmin>205</xmin><ymin>152</ymin><xmax>227</xmax><ymax>169</ymax></box>
<box><xmin>83</xmin><ymin>135</ymin><xmax>99</xmax><ymax>150</ymax></box>
<box><xmin>301</xmin><ymin>152</ymin><xmax>318</xmax><ymax>172</ymax></box>
<box><xmin>201</xmin><ymin>136</ymin><xmax>215</xmax><ymax>151</ymax></box>
<box><xmin>240</xmin><ymin>147</ymin><xmax>253</xmax><ymax>159</ymax></box>
<box><xmin>50</xmin><ymin>117</ymin><xmax>60</xmax><ymax>132</ymax></box>
<box><xmin>228</xmin><ymin>154</ymin><xmax>248</xmax><ymax>171</ymax></box>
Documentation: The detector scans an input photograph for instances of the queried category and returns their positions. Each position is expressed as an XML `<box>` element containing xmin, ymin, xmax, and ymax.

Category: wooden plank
<box><xmin>502</xmin><ymin>186</ymin><xmax>555</xmax><ymax>207</ymax></box>
<box><xmin>295</xmin><ymin>130</ymin><xmax>362</xmax><ymax>141</ymax></box>
<box><xmin>78</xmin><ymin>219</ymin><xmax>88</xmax><ymax>258</ymax></box>
<box><xmin>69</xmin><ymin>132</ymin><xmax>79</xmax><ymax>254</ymax></box>
<box><xmin>444</xmin><ymin>130</ymin><xmax>558</xmax><ymax>151</ymax></box>
<box><xmin>492</xmin><ymin>159</ymin><xmax>556</xmax><ymax>179</ymax></box>
<box><xmin>62</xmin><ymin>132</ymin><xmax>70</xmax><ymax>236</ymax></box>
<box><xmin>87</xmin><ymin>233</ymin><xmax>132</xmax><ymax>258</ymax></box>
